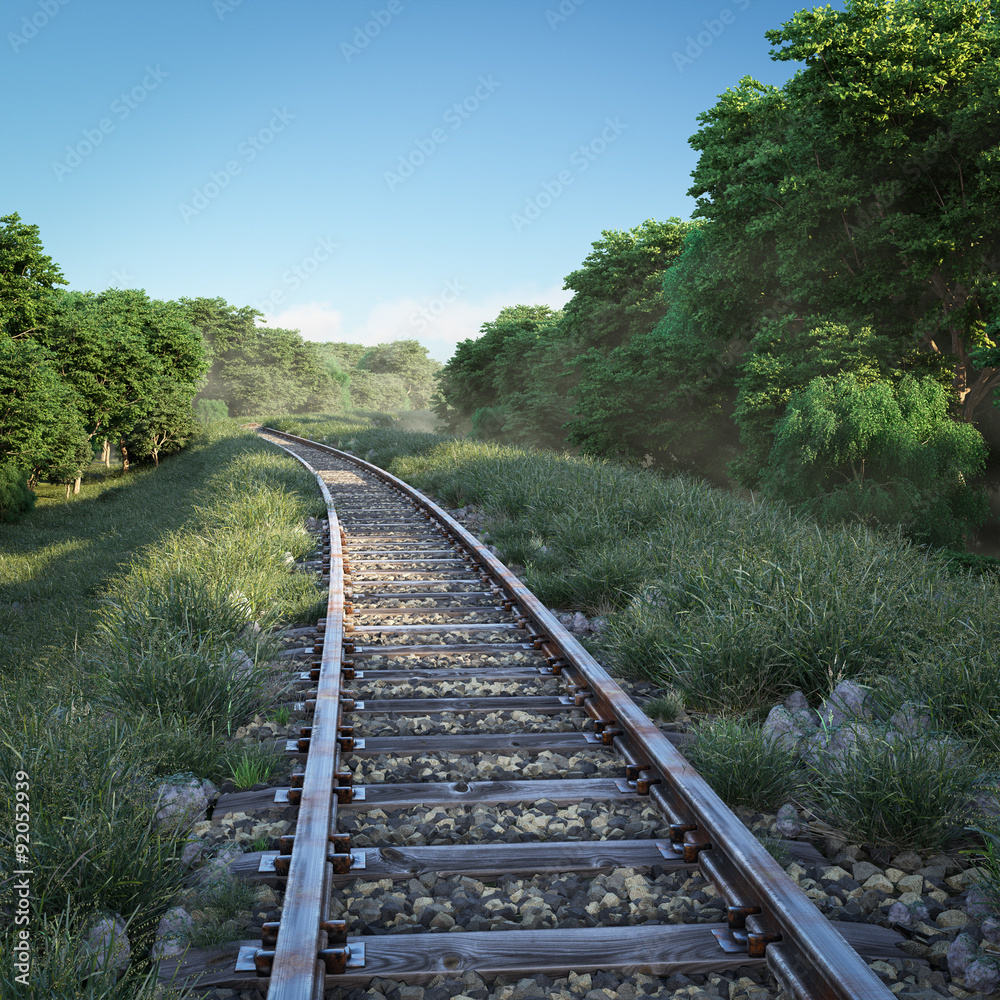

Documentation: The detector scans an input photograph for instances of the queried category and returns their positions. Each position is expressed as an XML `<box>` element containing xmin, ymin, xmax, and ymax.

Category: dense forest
<box><xmin>0</xmin><ymin>214</ymin><xmax>440</xmax><ymax>521</ymax></box>
<box><xmin>433</xmin><ymin>0</ymin><xmax>1000</xmax><ymax>551</ymax></box>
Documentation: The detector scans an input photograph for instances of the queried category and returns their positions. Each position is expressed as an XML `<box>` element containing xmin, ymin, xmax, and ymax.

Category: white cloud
<box><xmin>259</xmin><ymin>282</ymin><xmax>573</xmax><ymax>363</ymax></box>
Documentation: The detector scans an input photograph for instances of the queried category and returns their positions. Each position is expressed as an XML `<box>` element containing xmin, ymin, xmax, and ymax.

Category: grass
<box><xmin>804</xmin><ymin>727</ymin><xmax>987</xmax><ymax>852</ymax></box>
<box><xmin>268</xmin><ymin>411</ymin><xmax>1000</xmax><ymax>858</ymax></box>
<box><xmin>644</xmin><ymin>689</ymin><xmax>685</xmax><ymax>723</ymax></box>
<box><xmin>226</xmin><ymin>744</ymin><xmax>283</xmax><ymax>790</ymax></box>
<box><xmin>684</xmin><ymin>717</ymin><xmax>801</xmax><ymax>812</ymax></box>
<box><xmin>267</xmin><ymin>414</ymin><xmax>1000</xmax><ymax>721</ymax></box>
<box><xmin>0</xmin><ymin>421</ymin><xmax>325</xmax><ymax>982</ymax></box>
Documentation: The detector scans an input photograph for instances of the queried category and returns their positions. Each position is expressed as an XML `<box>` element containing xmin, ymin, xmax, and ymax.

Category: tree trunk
<box><xmin>962</xmin><ymin>366</ymin><xmax>1000</xmax><ymax>422</ymax></box>
<box><xmin>73</xmin><ymin>476</ymin><xmax>81</xmax><ymax>494</ymax></box>
<box><xmin>102</xmin><ymin>439</ymin><xmax>111</xmax><ymax>468</ymax></box>
<box><xmin>120</xmin><ymin>440</ymin><xmax>129</xmax><ymax>472</ymax></box>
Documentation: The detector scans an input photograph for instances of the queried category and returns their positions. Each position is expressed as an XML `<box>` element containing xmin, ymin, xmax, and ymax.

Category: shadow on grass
<box><xmin>0</xmin><ymin>424</ymin><xmax>314</xmax><ymax>674</ymax></box>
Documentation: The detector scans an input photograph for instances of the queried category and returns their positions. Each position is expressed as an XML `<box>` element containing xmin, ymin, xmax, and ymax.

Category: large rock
<box><xmin>963</xmin><ymin>957</ymin><xmax>1000</xmax><ymax>994</ymax></box>
<box><xmin>763</xmin><ymin>705</ymin><xmax>812</xmax><ymax>752</ymax></box>
<box><xmin>817</xmin><ymin>680</ymin><xmax>871</xmax><ymax>729</ymax></box>
<box><xmin>947</xmin><ymin>931</ymin><xmax>981</xmax><ymax>975</ymax></box>
<box><xmin>196</xmin><ymin>842</ymin><xmax>244</xmax><ymax>886</ymax></box>
<box><xmin>152</xmin><ymin>774</ymin><xmax>218</xmax><ymax>832</ymax></box>
<box><xmin>889</xmin><ymin>702</ymin><xmax>931</xmax><ymax>735</ymax></box>
<box><xmin>150</xmin><ymin>907</ymin><xmax>194</xmax><ymax>959</ymax></box>
<box><xmin>775</xmin><ymin>803</ymin><xmax>801</xmax><ymax>839</ymax></box>
<box><xmin>801</xmin><ymin>721</ymin><xmax>873</xmax><ymax>771</ymax></box>
<box><xmin>82</xmin><ymin>914</ymin><xmax>130</xmax><ymax>975</ymax></box>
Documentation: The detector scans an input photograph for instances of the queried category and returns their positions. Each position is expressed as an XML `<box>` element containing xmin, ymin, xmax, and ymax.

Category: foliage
<box><xmin>0</xmin><ymin>211</ymin><xmax>66</xmax><ymax>340</ymax></box>
<box><xmin>43</xmin><ymin>288</ymin><xmax>207</xmax><ymax>444</ymax></box>
<box><xmin>357</xmin><ymin>339</ymin><xmax>440</xmax><ymax>409</ymax></box>
<box><xmin>644</xmin><ymin>690</ymin><xmax>685</xmax><ymax>723</ymax></box>
<box><xmin>685</xmin><ymin>717</ymin><xmax>800</xmax><ymax>810</ymax></box>
<box><xmin>433</xmin><ymin>304</ymin><xmax>563</xmax><ymax>433</ymax></box>
<box><xmin>0</xmin><ymin>704</ymin><xmax>189</xmax><ymax>924</ymax></box>
<box><xmin>806</xmin><ymin>726</ymin><xmax>984</xmax><ymax>851</ymax></box>
<box><xmin>193</xmin><ymin>397</ymin><xmax>229</xmax><ymax>424</ymax></box>
<box><xmin>346</xmin><ymin>369</ymin><xmax>411</xmax><ymax>412</ymax></box>
<box><xmin>0</xmin><ymin>459</ymin><xmax>36</xmax><ymax>523</ymax></box>
<box><xmin>690</xmin><ymin>0</ymin><xmax>1000</xmax><ymax>421</ymax></box>
<box><xmin>226</xmin><ymin>744</ymin><xmax>282</xmax><ymax>790</ymax></box>
<box><xmin>0</xmin><ymin>336</ymin><xmax>91</xmax><ymax>487</ymax></box>
<box><xmin>180</xmin><ymin>298</ymin><xmax>340</xmax><ymax>416</ymax></box>
<box><xmin>560</xmin><ymin>217</ymin><xmax>697</xmax><ymax>351</ymax></box>
<box><xmin>124</xmin><ymin>382</ymin><xmax>197</xmax><ymax>465</ymax></box>
<box><xmin>759</xmin><ymin>372</ymin><xmax>988</xmax><ymax>546</ymax></box>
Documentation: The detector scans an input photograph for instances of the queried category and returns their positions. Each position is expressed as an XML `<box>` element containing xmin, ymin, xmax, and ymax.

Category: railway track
<box><xmin>167</xmin><ymin>427</ymin><xmax>906</xmax><ymax>1000</ymax></box>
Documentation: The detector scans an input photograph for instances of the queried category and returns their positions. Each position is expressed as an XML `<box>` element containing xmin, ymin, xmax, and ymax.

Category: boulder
<box><xmin>776</xmin><ymin>803</ymin><xmax>801</xmax><ymax>839</ymax></box>
<box><xmin>82</xmin><ymin>914</ymin><xmax>130</xmax><ymax>975</ymax></box>
<box><xmin>150</xmin><ymin>907</ymin><xmax>194</xmax><ymax>959</ymax></box>
<box><xmin>196</xmin><ymin>842</ymin><xmax>244</xmax><ymax>886</ymax></box>
<box><xmin>947</xmin><ymin>931</ymin><xmax>981</xmax><ymax>975</ymax></box>
<box><xmin>817</xmin><ymin>680</ymin><xmax>871</xmax><ymax>729</ymax></box>
<box><xmin>153</xmin><ymin>774</ymin><xmax>217</xmax><ymax>832</ymax></box>
<box><xmin>963</xmin><ymin>957</ymin><xmax>1000</xmax><ymax>994</ymax></box>
<box><xmin>763</xmin><ymin>705</ymin><xmax>810</xmax><ymax>752</ymax></box>
<box><xmin>889</xmin><ymin>702</ymin><xmax>931</xmax><ymax>735</ymax></box>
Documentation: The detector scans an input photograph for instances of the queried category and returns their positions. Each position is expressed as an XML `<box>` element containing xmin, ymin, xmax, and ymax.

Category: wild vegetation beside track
<box><xmin>267</xmin><ymin>412</ymin><xmax>1000</xmax><ymax>881</ymax></box>
<box><xmin>0</xmin><ymin>422</ymin><xmax>325</xmax><ymax>998</ymax></box>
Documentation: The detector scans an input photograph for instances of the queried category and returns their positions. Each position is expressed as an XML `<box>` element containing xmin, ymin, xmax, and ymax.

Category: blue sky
<box><xmin>2</xmin><ymin>0</ymin><xmax>841</xmax><ymax>362</ymax></box>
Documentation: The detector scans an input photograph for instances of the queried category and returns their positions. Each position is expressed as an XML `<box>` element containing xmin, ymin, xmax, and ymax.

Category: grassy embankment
<box><xmin>0</xmin><ymin>422</ymin><xmax>325</xmax><ymax>998</ymax></box>
<box><xmin>269</xmin><ymin>412</ymin><xmax>1000</xmax><ymax>885</ymax></box>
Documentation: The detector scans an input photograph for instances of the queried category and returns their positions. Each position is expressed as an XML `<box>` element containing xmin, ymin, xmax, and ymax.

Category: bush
<box><xmin>0</xmin><ymin>705</ymin><xmax>188</xmax><ymax>927</ymax></box>
<box><xmin>194</xmin><ymin>398</ymin><xmax>229</xmax><ymax>424</ymax></box>
<box><xmin>807</xmin><ymin>727</ymin><xmax>984</xmax><ymax>851</ymax></box>
<box><xmin>0</xmin><ymin>460</ymin><xmax>35</xmax><ymax>522</ymax></box>
<box><xmin>685</xmin><ymin>717</ymin><xmax>800</xmax><ymax>811</ymax></box>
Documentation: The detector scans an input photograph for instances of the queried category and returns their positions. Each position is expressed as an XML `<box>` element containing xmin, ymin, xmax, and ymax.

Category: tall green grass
<box><xmin>269</xmin><ymin>413</ymin><xmax>1000</xmax><ymax>742</ymax></box>
<box><xmin>0</xmin><ymin>421</ymin><xmax>325</xmax><ymax>985</ymax></box>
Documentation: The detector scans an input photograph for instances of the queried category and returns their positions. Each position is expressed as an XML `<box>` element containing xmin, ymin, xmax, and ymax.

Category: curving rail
<box><xmin>243</xmin><ymin>427</ymin><xmax>897</xmax><ymax>1000</ymax></box>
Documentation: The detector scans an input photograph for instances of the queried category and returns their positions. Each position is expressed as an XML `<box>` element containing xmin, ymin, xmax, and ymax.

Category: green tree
<box><xmin>731</xmin><ymin>314</ymin><xmax>949</xmax><ymax>487</ymax></box>
<box><xmin>42</xmin><ymin>289</ymin><xmax>207</xmax><ymax>453</ymax></box>
<box><xmin>761</xmin><ymin>372</ymin><xmax>988</xmax><ymax>546</ymax></box>
<box><xmin>123</xmin><ymin>382</ymin><xmax>197</xmax><ymax>465</ymax></box>
<box><xmin>433</xmin><ymin>305</ymin><xmax>562</xmax><ymax>433</ymax></box>
<box><xmin>0</xmin><ymin>212</ymin><xmax>66</xmax><ymax>340</ymax></box>
<box><xmin>346</xmin><ymin>370</ymin><xmax>411</xmax><ymax>412</ymax></box>
<box><xmin>179</xmin><ymin>299</ymin><xmax>340</xmax><ymax>416</ymax></box>
<box><xmin>0</xmin><ymin>338</ymin><xmax>91</xmax><ymax>488</ymax></box>
<box><xmin>357</xmin><ymin>340</ymin><xmax>440</xmax><ymax>408</ymax></box>
<box><xmin>689</xmin><ymin>0</ymin><xmax>1000</xmax><ymax>422</ymax></box>
<box><xmin>561</xmin><ymin>217</ymin><xmax>699</xmax><ymax>350</ymax></box>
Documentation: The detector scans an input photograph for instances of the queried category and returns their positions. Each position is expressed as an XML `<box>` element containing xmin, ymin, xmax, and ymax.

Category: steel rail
<box><xmin>262</xmin><ymin>427</ymin><xmax>895</xmax><ymax>1000</ymax></box>
<box><xmin>256</xmin><ymin>439</ymin><xmax>348</xmax><ymax>1000</ymax></box>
